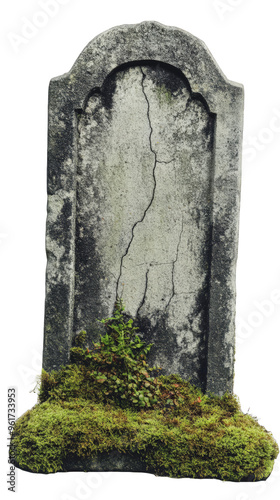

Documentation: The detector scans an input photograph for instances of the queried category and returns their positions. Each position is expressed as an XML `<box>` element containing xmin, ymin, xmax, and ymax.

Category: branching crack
<box><xmin>165</xmin><ymin>218</ymin><xmax>184</xmax><ymax>311</ymax></box>
<box><xmin>136</xmin><ymin>268</ymin><xmax>150</xmax><ymax>317</ymax></box>
<box><xmin>115</xmin><ymin>67</ymin><xmax>158</xmax><ymax>301</ymax></box>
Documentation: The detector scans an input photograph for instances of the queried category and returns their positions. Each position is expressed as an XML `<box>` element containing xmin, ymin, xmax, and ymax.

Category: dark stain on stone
<box><xmin>47</xmin><ymin>198</ymin><xmax>73</xmax><ymax>262</ymax></box>
<box><xmin>136</xmin><ymin>310</ymin><xmax>207</xmax><ymax>391</ymax></box>
<box><xmin>43</xmin><ymin>282</ymin><xmax>71</xmax><ymax>372</ymax></box>
<box><xmin>142</xmin><ymin>62</ymin><xmax>186</xmax><ymax>96</ymax></box>
<box><xmin>47</xmin><ymin>100</ymin><xmax>76</xmax><ymax>195</ymax></box>
<box><xmin>203</xmin><ymin>113</ymin><xmax>216</xmax><ymax>152</ymax></box>
<box><xmin>73</xmin><ymin>218</ymin><xmax>104</xmax><ymax>341</ymax></box>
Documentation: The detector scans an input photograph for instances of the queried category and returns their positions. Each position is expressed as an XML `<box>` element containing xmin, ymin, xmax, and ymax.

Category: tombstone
<box><xmin>43</xmin><ymin>21</ymin><xmax>243</xmax><ymax>397</ymax></box>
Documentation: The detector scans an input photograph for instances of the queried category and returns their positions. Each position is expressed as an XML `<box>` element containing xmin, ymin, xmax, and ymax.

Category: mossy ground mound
<box><xmin>12</xmin><ymin>379</ymin><xmax>278</xmax><ymax>480</ymax></box>
<box><xmin>11</xmin><ymin>302</ymin><xmax>279</xmax><ymax>480</ymax></box>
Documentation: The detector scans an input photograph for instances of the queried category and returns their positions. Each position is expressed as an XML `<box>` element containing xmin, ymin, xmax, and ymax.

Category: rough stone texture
<box><xmin>43</xmin><ymin>21</ymin><xmax>244</xmax><ymax>396</ymax></box>
<box><xmin>15</xmin><ymin>450</ymin><xmax>257</xmax><ymax>481</ymax></box>
<box><xmin>62</xmin><ymin>450</ymin><xmax>147</xmax><ymax>474</ymax></box>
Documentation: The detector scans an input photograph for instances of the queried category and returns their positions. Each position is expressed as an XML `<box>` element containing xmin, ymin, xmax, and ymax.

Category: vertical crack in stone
<box><xmin>115</xmin><ymin>67</ymin><xmax>158</xmax><ymax>304</ymax></box>
<box><xmin>136</xmin><ymin>268</ymin><xmax>150</xmax><ymax>317</ymax></box>
<box><xmin>165</xmin><ymin>218</ymin><xmax>184</xmax><ymax>311</ymax></box>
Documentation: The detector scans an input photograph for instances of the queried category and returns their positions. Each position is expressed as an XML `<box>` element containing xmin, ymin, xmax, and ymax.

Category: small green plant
<box><xmin>40</xmin><ymin>300</ymin><xmax>165</xmax><ymax>409</ymax></box>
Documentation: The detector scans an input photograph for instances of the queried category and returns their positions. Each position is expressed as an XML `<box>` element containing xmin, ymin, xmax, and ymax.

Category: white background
<box><xmin>1</xmin><ymin>0</ymin><xmax>280</xmax><ymax>499</ymax></box>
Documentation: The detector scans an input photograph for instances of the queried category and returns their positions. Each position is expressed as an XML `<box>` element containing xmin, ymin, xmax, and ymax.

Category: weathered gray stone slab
<box><xmin>43</xmin><ymin>21</ymin><xmax>244</xmax><ymax>395</ymax></box>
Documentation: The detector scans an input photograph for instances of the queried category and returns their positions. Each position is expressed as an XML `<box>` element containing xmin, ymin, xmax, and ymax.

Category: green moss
<box><xmin>11</xmin><ymin>302</ymin><xmax>279</xmax><ymax>480</ymax></box>
<box><xmin>12</xmin><ymin>389</ymin><xmax>278</xmax><ymax>479</ymax></box>
<box><xmin>156</xmin><ymin>84</ymin><xmax>172</xmax><ymax>105</ymax></box>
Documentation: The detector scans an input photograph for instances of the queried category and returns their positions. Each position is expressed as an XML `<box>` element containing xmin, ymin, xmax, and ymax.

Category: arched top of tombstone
<box><xmin>50</xmin><ymin>21</ymin><xmax>243</xmax><ymax>113</ymax></box>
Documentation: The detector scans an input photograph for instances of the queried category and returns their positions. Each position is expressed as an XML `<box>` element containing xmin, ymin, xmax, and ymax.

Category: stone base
<box><xmin>13</xmin><ymin>450</ymin><xmax>266</xmax><ymax>482</ymax></box>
